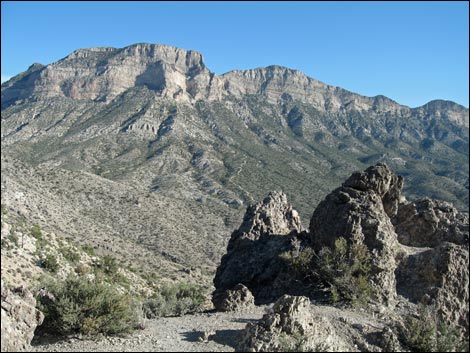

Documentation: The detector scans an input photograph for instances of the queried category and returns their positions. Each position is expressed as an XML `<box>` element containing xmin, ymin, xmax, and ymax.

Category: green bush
<box><xmin>102</xmin><ymin>255</ymin><xmax>118</xmax><ymax>275</ymax></box>
<box><xmin>31</xmin><ymin>224</ymin><xmax>43</xmax><ymax>239</ymax></box>
<box><xmin>317</xmin><ymin>237</ymin><xmax>374</xmax><ymax>306</ymax></box>
<box><xmin>279</xmin><ymin>237</ymin><xmax>374</xmax><ymax>306</ymax></box>
<box><xmin>81</xmin><ymin>244</ymin><xmax>96</xmax><ymax>256</ymax></box>
<box><xmin>142</xmin><ymin>282</ymin><xmax>205</xmax><ymax>318</ymax></box>
<box><xmin>59</xmin><ymin>247</ymin><xmax>80</xmax><ymax>264</ymax></box>
<box><xmin>39</xmin><ymin>253</ymin><xmax>60</xmax><ymax>273</ymax></box>
<box><xmin>400</xmin><ymin>305</ymin><xmax>468</xmax><ymax>352</ymax></box>
<box><xmin>36</xmin><ymin>275</ymin><xmax>140</xmax><ymax>336</ymax></box>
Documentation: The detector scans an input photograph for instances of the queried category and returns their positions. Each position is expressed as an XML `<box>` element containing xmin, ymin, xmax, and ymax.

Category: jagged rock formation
<box><xmin>212</xmin><ymin>283</ymin><xmax>255</xmax><ymax>312</ymax></box>
<box><xmin>236</xmin><ymin>295</ymin><xmax>400</xmax><ymax>352</ymax></box>
<box><xmin>1</xmin><ymin>283</ymin><xmax>44</xmax><ymax>352</ymax></box>
<box><xmin>214</xmin><ymin>163</ymin><xmax>469</xmax><ymax>338</ymax></box>
<box><xmin>237</xmin><ymin>295</ymin><xmax>347</xmax><ymax>352</ymax></box>
<box><xmin>393</xmin><ymin>198</ymin><xmax>469</xmax><ymax>247</ymax></box>
<box><xmin>212</xmin><ymin>191</ymin><xmax>305</xmax><ymax>305</ymax></box>
<box><xmin>309</xmin><ymin>163</ymin><xmax>403</xmax><ymax>304</ymax></box>
<box><xmin>396</xmin><ymin>242</ymin><xmax>469</xmax><ymax>334</ymax></box>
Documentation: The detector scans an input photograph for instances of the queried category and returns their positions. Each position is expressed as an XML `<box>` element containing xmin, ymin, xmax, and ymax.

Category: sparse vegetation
<box><xmin>38</xmin><ymin>253</ymin><xmax>60</xmax><ymax>273</ymax></box>
<box><xmin>81</xmin><ymin>244</ymin><xmax>96</xmax><ymax>256</ymax></box>
<box><xmin>31</xmin><ymin>224</ymin><xmax>42</xmax><ymax>239</ymax></box>
<box><xmin>400</xmin><ymin>305</ymin><xmax>469</xmax><ymax>352</ymax></box>
<box><xmin>36</xmin><ymin>274</ymin><xmax>141</xmax><ymax>337</ymax></box>
<box><xmin>59</xmin><ymin>246</ymin><xmax>80</xmax><ymax>264</ymax></box>
<box><xmin>280</xmin><ymin>237</ymin><xmax>374</xmax><ymax>306</ymax></box>
<box><xmin>142</xmin><ymin>282</ymin><xmax>205</xmax><ymax>318</ymax></box>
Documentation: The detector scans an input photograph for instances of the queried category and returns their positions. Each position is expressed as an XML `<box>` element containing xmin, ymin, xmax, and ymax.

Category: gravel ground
<box><xmin>31</xmin><ymin>306</ymin><xmax>269</xmax><ymax>352</ymax></box>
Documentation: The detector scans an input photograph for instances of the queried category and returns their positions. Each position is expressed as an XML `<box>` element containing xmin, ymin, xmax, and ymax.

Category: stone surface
<box><xmin>212</xmin><ymin>283</ymin><xmax>255</xmax><ymax>312</ymax></box>
<box><xmin>396</xmin><ymin>242</ymin><xmax>469</xmax><ymax>334</ymax></box>
<box><xmin>393</xmin><ymin>198</ymin><xmax>469</xmax><ymax>247</ymax></box>
<box><xmin>309</xmin><ymin>163</ymin><xmax>402</xmax><ymax>304</ymax></box>
<box><xmin>213</xmin><ymin>191</ymin><xmax>304</xmax><ymax>304</ymax></box>
<box><xmin>1</xmin><ymin>283</ymin><xmax>44</xmax><ymax>352</ymax></box>
<box><xmin>237</xmin><ymin>295</ymin><xmax>350</xmax><ymax>352</ymax></box>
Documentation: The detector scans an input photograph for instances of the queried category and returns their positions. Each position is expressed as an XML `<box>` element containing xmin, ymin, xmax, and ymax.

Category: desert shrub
<box><xmin>1</xmin><ymin>232</ymin><xmax>19</xmax><ymax>249</ymax></box>
<box><xmin>101</xmin><ymin>255</ymin><xmax>118</xmax><ymax>275</ymax></box>
<box><xmin>81</xmin><ymin>244</ymin><xmax>96</xmax><ymax>256</ymax></box>
<box><xmin>142</xmin><ymin>282</ymin><xmax>205</xmax><ymax>318</ymax></box>
<box><xmin>279</xmin><ymin>246</ymin><xmax>315</xmax><ymax>280</ymax></box>
<box><xmin>279</xmin><ymin>237</ymin><xmax>374</xmax><ymax>306</ymax></box>
<box><xmin>317</xmin><ymin>237</ymin><xmax>374</xmax><ymax>305</ymax></box>
<box><xmin>400</xmin><ymin>305</ymin><xmax>468</xmax><ymax>352</ymax></box>
<box><xmin>59</xmin><ymin>247</ymin><xmax>80</xmax><ymax>264</ymax></box>
<box><xmin>74</xmin><ymin>263</ymin><xmax>91</xmax><ymax>275</ymax></box>
<box><xmin>39</xmin><ymin>253</ymin><xmax>60</xmax><ymax>273</ymax></box>
<box><xmin>36</xmin><ymin>274</ymin><xmax>140</xmax><ymax>336</ymax></box>
<box><xmin>31</xmin><ymin>224</ymin><xmax>42</xmax><ymax>239</ymax></box>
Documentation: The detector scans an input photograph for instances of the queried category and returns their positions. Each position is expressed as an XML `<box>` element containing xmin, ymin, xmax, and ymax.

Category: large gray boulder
<box><xmin>1</xmin><ymin>283</ymin><xmax>44</xmax><ymax>352</ymax></box>
<box><xmin>237</xmin><ymin>295</ymin><xmax>350</xmax><ymax>352</ymax></box>
<box><xmin>396</xmin><ymin>242</ymin><xmax>469</xmax><ymax>334</ymax></box>
<box><xmin>213</xmin><ymin>191</ymin><xmax>304</xmax><ymax>305</ymax></box>
<box><xmin>212</xmin><ymin>283</ymin><xmax>255</xmax><ymax>312</ymax></box>
<box><xmin>309</xmin><ymin>163</ymin><xmax>402</xmax><ymax>304</ymax></box>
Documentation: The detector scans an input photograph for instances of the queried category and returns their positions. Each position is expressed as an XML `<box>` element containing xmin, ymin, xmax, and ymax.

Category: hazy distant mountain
<box><xmin>1</xmin><ymin>43</ymin><xmax>468</xmax><ymax>280</ymax></box>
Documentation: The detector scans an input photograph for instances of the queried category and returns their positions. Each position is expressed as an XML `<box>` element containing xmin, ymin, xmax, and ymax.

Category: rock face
<box><xmin>212</xmin><ymin>283</ymin><xmax>255</xmax><ymax>312</ymax></box>
<box><xmin>393</xmin><ymin>198</ymin><xmax>469</xmax><ymax>247</ymax></box>
<box><xmin>213</xmin><ymin>191</ymin><xmax>304</xmax><ymax>304</ymax></box>
<box><xmin>1</xmin><ymin>43</ymin><xmax>225</xmax><ymax>106</ymax></box>
<box><xmin>1</xmin><ymin>283</ymin><xmax>44</xmax><ymax>352</ymax></box>
<box><xmin>309</xmin><ymin>163</ymin><xmax>403</xmax><ymax>304</ymax></box>
<box><xmin>237</xmin><ymin>295</ymin><xmax>349</xmax><ymax>352</ymax></box>
<box><xmin>396</xmin><ymin>242</ymin><xmax>469</xmax><ymax>333</ymax></box>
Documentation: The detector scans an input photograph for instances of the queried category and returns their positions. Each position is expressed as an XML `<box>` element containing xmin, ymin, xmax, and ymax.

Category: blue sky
<box><xmin>1</xmin><ymin>1</ymin><xmax>468</xmax><ymax>108</ymax></box>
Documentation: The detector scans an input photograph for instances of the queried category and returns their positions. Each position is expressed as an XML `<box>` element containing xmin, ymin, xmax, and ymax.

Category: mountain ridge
<box><xmin>2</xmin><ymin>43</ymin><xmax>468</xmax><ymax>124</ymax></box>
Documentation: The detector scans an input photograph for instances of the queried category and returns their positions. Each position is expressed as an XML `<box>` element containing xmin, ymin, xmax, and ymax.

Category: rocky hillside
<box><xmin>1</xmin><ymin>42</ymin><xmax>468</xmax><ymax>284</ymax></box>
<box><xmin>4</xmin><ymin>164</ymin><xmax>467</xmax><ymax>352</ymax></box>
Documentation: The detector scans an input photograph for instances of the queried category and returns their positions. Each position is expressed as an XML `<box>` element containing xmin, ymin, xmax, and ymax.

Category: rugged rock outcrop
<box><xmin>214</xmin><ymin>164</ymin><xmax>469</xmax><ymax>314</ymax></box>
<box><xmin>237</xmin><ymin>295</ymin><xmax>350</xmax><ymax>352</ymax></box>
<box><xmin>393</xmin><ymin>198</ymin><xmax>469</xmax><ymax>247</ymax></box>
<box><xmin>309</xmin><ymin>163</ymin><xmax>403</xmax><ymax>304</ymax></box>
<box><xmin>396</xmin><ymin>242</ymin><xmax>469</xmax><ymax>333</ymax></box>
<box><xmin>212</xmin><ymin>283</ymin><xmax>255</xmax><ymax>312</ymax></box>
<box><xmin>1</xmin><ymin>283</ymin><xmax>44</xmax><ymax>352</ymax></box>
<box><xmin>213</xmin><ymin>191</ymin><xmax>304</xmax><ymax>305</ymax></box>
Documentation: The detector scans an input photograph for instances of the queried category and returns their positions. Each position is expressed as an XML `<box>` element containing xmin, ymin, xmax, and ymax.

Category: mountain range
<box><xmin>1</xmin><ymin>42</ymin><xmax>468</xmax><ymax>282</ymax></box>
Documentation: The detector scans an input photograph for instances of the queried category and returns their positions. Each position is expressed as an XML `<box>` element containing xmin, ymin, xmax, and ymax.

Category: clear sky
<box><xmin>1</xmin><ymin>1</ymin><xmax>468</xmax><ymax>108</ymax></box>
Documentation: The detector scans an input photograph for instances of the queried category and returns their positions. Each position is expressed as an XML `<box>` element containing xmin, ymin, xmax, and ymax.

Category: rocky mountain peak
<box><xmin>414</xmin><ymin>99</ymin><xmax>469</xmax><ymax>127</ymax></box>
<box><xmin>1</xmin><ymin>43</ymin><xmax>222</xmax><ymax>107</ymax></box>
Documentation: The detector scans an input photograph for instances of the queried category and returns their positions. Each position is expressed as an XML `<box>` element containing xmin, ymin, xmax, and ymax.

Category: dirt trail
<box><xmin>32</xmin><ymin>306</ymin><xmax>269</xmax><ymax>352</ymax></box>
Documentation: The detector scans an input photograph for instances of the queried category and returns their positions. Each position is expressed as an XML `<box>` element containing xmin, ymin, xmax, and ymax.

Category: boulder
<box><xmin>1</xmin><ymin>282</ymin><xmax>44</xmax><ymax>352</ymax></box>
<box><xmin>396</xmin><ymin>242</ymin><xmax>469</xmax><ymax>334</ymax></box>
<box><xmin>237</xmin><ymin>295</ymin><xmax>349</xmax><ymax>352</ymax></box>
<box><xmin>212</xmin><ymin>283</ymin><xmax>255</xmax><ymax>312</ymax></box>
<box><xmin>213</xmin><ymin>191</ymin><xmax>305</xmax><ymax>305</ymax></box>
<box><xmin>393</xmin><ymin>198</ymin><xmax>469</xmax><ymax>247</ymax></box>
<box><xmin>309</xmin><ymin>163</ymin><xmax>402</xmax><ymax>304</ymax></box>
